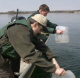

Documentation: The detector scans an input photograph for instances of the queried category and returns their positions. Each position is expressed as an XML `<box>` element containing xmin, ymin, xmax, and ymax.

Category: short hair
<box><xmin>39</xmin><ymin>4</ymin><xmax>50</xmax><ymax>12</ymax></box>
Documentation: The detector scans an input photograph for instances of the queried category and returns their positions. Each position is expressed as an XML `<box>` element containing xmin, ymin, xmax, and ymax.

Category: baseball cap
<box><xmin>31</xmin><ymin>14</ymin><xmax>48</xmax><ymax>31</ymax></box>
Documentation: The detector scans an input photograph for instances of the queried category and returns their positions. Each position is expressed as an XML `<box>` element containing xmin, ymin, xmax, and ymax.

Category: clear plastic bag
<box><xmin>55</xmin><ymin>26</ymin><xmax>69</xmax><ymax>43</ymax></box>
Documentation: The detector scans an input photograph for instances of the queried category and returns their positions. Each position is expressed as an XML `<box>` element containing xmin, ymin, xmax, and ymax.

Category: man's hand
<box><xmin>56</xmin><ymin>30</ymin><xmax>64</xmax><ymax>34</ymax></box>
<box><xmin>55</xmin><ymin>68</ymin><xmax>67</xmax><ymax>76</ymax></box>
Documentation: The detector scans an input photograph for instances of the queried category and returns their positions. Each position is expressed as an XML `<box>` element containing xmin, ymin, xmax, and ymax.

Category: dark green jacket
<box><xmin>0</xmin><ymin>19</ymin><xmax>56</xmax><ymax>73</ymax></box>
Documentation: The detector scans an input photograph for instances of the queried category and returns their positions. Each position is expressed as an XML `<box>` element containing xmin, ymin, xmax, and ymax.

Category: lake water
<box><xmin>0</xmin><ymin>13</ymin><xmax>80</xmax><ymax>78</ymax></box>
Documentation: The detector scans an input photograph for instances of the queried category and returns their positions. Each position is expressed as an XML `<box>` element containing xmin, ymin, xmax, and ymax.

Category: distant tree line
<box><xmin>50</xmin><ymin>10</ymin><xmax>80</xmax><ymax>13</ymax></box>
<box><xmin>0</xmin><ymin>10</ymin><xmax>80</xmax><ymax>14</ymax></box>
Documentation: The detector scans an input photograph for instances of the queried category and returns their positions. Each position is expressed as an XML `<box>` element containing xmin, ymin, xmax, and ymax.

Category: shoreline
<box><xmin>0</xmin><ymin>10</ymin><xmax>80</xmax><ymax>14</ymax></box>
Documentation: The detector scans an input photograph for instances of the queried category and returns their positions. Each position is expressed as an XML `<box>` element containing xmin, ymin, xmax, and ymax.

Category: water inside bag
<box><xmin>55</xmin><ymin>26</ymin><xmax>69</xmax><ymax>43</ymax></box>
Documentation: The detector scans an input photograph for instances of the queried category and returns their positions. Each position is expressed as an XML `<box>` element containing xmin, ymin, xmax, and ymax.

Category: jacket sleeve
<box><xmin>33</xmin><ymin>36</ymin><xmax>57</xmax><ymax>60</ymax></box>
<box><xmin>7</xmin><ymin>25</ymin><xmax>56</xmax><ymax>73</ymax></box>
<box><xmin>46</xmin><ymin>20</ymin><xmax>57</xmax><ymax>34</ymax></box>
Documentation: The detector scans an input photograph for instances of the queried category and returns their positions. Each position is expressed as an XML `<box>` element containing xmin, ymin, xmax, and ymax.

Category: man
<box><xmin>0</xmin><ymin>14</ymin><xmax>66</xmax><ymax>78</ymax></box>
<box><xmin>27</xmin><ymin>4</ymin><xmax>63</xmax><ymax>42</ymax></box>
<box><xmin>27</xmin><ymin>4</ymin><xmax>63</xmax><ymax>78</ymax></box>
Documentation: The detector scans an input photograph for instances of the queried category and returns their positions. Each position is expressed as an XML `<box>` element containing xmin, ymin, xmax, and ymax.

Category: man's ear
<box><xmin>33</xmin><ymin>22</ymin><xmax>38</xmax><ymax>28</ymax></box>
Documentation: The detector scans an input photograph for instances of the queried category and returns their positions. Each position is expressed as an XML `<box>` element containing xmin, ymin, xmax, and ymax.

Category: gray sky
<box><xmin>0</xmin><ymin>0</ymin><xmax>80</xmax><ymax>12</ymax></box>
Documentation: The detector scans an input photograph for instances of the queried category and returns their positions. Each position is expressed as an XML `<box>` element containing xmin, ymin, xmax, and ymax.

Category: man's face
<box><xmin>32</xmin><ymin>22</ymin><xmax>43</xmax><ymax>35</ymax></box>
<box><xmin>39</xmin><ymin>10</ymin><xmax>49</xmax><ymax>16</ymax></box>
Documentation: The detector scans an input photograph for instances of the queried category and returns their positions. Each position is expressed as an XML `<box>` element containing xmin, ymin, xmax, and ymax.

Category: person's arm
<box><xmin>33</xmin><ymin>36</ymin><xmax>57</xmax><ymax>60</ymax></box>
<box><xmin>45</xmin><ymin>20</ymin><xmax>57</xmax><ymax>34</ymax></box>
<box><xmin>52</xmin><ymin>58</ymin><xmax>60</xmax><ymax>68</ymax></box>
<box><xmin>52</xmin><ymin>58</ymin><xmax>67</xmax><ymax>76</ymax></box>
<box><xmin>34</xmin><ymin>38</ymin><xmax>66</xmax><ymax>74</ymax></box>
<box><xmin>43</xmin><ymin>20</ymin><xmax>63</xmax><ymax>34</ymax></box>
<box><xmin>34</xmin><ymin>37</ymin><xmax>67</xmax><ymax>76</ymax></box>
<box><xmin>47</xmin><ymin>20</ymin><xmax>57</xmax><ymax>28</ymax></box>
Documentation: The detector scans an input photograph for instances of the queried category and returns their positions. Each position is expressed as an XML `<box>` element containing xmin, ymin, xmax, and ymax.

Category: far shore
<box><xmin>0</xmin><ymin>10</ymin><xmax>80</xmax><ymax>14</ymax></box>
